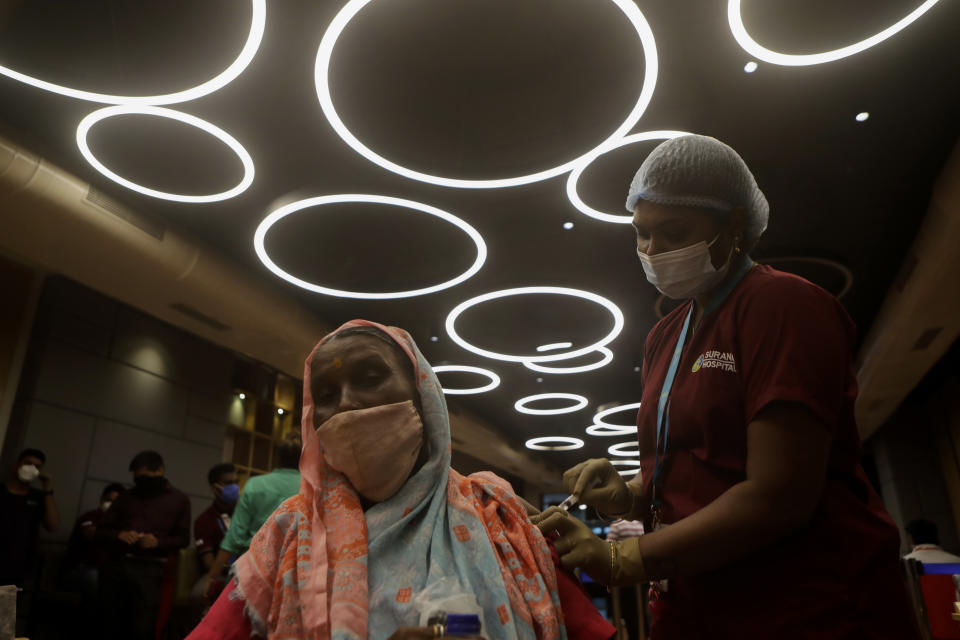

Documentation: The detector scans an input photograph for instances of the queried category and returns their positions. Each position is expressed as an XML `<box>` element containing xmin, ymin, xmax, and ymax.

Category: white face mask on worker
<box><xmin>637</xmin><ymin>235</ymin><xmax>731</xmax><ymax>300</ymax></box>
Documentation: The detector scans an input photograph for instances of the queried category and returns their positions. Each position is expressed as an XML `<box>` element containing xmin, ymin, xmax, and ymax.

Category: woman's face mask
<box><xmin>315</xmin><ymin>400</ymin><xmax>424</xmax><ymax>503</ymax></box>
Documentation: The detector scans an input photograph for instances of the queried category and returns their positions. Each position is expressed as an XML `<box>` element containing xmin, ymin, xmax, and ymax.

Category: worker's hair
<box><xmin>905</xmin><ymin>518</ymin><xmax>940</xmax><ymax>546</ymax></box>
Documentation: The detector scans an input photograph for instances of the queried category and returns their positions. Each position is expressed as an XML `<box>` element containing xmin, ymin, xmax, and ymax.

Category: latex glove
<box><xmin>563</xmin><ymin>458</ymin><xmax>636</xmax><ymax>517</ymax></box>
<box><xmin>533</xmin><ymin>506</ymin><xmax>647</xmax><ymax>587</ymax></box>
<box><xmin>533</xmin><ymin>506</ymin><xmax>612</xmax><ymax>583</ymax></box>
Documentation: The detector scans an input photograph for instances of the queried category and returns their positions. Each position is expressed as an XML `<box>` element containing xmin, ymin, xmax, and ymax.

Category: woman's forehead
<box><xmin>311</xmin><ymin>334</ymin><xmax>400</xmax><ymax>375</ymax></box>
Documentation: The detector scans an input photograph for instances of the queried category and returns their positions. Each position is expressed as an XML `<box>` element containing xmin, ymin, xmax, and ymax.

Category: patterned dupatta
<box><xmin>232</xmin><ymin>320</ymin><xmax>567</xmax><ymax>640</ymax></box>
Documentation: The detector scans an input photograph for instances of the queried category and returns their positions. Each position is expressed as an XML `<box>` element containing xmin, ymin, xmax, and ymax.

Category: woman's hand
<box><xmin>563</xmin><ymin>458</ymin><xmax>635</xmax><ymax>516</ymax></box>
<box><xmin>532</xmin><ymin>506</ymin><xmax>612</xmax><ymax>583</ymax></box>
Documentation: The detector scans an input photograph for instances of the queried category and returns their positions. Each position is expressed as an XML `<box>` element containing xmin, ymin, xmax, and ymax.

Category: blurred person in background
<box><xmin>0</xmin><ymin>447</ymin><xmax>59</xmax><ymax>588</ymax></box>
<box><xmin>201</xmin><ymin>437</ymin><xmax>301</xmax><ymax>600</ymax></box>
<box><xmin>97</xmin><ymin>450</ymin><xmax>190</xmax><ymax>640</ymax></box>
<box><xmin>192</xmin><ymin>462</ymin><xmax>238</xmax><ymax>596</ymax></box>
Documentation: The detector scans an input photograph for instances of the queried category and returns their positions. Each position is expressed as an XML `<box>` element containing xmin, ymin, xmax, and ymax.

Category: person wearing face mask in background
<box><xmin>535</xmin><ymin>135</ymin><xmax>919</xmax><ymax>639</ymax></box>
<box><xmin>0</xmin><ymin>448</ymin><xmax>59</xmax><ymax>591</ymax></box>
<box><xmin>201</xmin><ymin>437</ymin><xmax>302</xmax><ymax>602</ymax></box>
<box><xmin>194</xmin><ymin>463</ymin><xmax>239</xmax><ymax>581</ymax></box>
<box><xmin>97</xmin><ymin>450</ymin><xmax>191</xmax><ymax>640</ymax></box>
<box><xmin>62</xmin><ymin>482</ymin><xmax>125</xmax><ymax>594</ymax></box>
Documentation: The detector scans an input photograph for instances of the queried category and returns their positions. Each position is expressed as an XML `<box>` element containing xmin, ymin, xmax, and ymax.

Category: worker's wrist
<box><xmin>609</xmin><ymin>538</ymin><xmax>648</xmax><ymax>586</ymax></box>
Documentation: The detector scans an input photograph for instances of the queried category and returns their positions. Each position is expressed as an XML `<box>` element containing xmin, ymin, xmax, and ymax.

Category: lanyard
<box><xmin>649</xmin><ymin>256</ymin><xmax>755</xmax><ymax>519</ymax></box>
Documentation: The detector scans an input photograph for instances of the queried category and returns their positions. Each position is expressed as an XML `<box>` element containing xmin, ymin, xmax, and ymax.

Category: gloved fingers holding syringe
<box><xmin>560</xmin><ymin>458</ymin><xmax>642</xmax><ymax>520</ymax></box>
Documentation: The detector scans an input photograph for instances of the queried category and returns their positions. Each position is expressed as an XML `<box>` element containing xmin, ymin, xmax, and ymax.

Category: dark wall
<box><xmin>2</xmin><ymin>276</ymin><xmax>240</xmax><ymax>544</ymax></box>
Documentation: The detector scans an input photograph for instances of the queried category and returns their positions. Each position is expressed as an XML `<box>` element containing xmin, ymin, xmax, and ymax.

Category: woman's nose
<box><xmin>336</xmin><ymin>388</ymin><xmax>363</xmax><ymax>413</ymax></box>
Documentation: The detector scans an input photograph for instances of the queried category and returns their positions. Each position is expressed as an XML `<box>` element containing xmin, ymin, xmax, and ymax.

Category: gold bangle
<box><xmin>608</xmin><ymin>540</ymin><xmax>619</xmax><ymax>584</ymax></box>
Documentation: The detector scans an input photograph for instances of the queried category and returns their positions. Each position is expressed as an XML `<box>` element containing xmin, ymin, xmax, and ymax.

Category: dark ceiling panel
<box><xmin>1</xmin><ymin>0</ymin><xmax>958</xmax><ymax>471</ymax></box>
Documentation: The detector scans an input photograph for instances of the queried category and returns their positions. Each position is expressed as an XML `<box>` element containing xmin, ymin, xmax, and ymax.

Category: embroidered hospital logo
<box><xmin>692</xmin><ymin>350</ymin><xmax>737</xmax><ymax>373</ymax></box>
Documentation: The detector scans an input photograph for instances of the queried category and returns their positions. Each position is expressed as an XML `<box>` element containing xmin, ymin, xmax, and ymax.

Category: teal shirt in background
<box><xmin>219</xmin><ymin>468</ymin><xmax>301</xmax><ymax>555</ymax></box>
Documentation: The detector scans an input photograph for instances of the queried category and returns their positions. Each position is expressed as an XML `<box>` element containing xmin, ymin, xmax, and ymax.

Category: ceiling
<box><xmin>1</xmin><ymin>0</ymin><xmax>958</xmax><ymax>473</ymax></box>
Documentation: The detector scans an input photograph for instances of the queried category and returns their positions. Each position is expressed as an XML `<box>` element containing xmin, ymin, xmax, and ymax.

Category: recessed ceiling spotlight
<box><xmin>76</xmin><ymin>105</ymin><xmax>255</xmax><ymax>203</ymax></box>
<box><xmin>0</xmin><ymin>0</ymin><xmax>266</xmax><ymax>104</ymax></box>
<box><xmin>430</xmin><ymin>336</ymin><xmax>439</xmax><ymax>342</ymax></box>
<box><xmin>433</xmin><ymin>365</ymin><xmax>500</xmax><ymax>395</ymax></box>
<box><xmin>525</xmin><ymin>436</ymin><xmax>585</xmax><ymax>451</ymax></box>
<box><xmin>608</xmin><ymin>441</ymin><xmax>641</xmax><ymax>457</ymax></box>
<box><xmin>445</xmin><ymin>287</ymin><xmax>624</xmax><ymax>363</ymax></box>
<box><xmin>727</xmin><ymin>0</ymin><xmax>944</xmax><ymax>66</ymax></box>
<box><xmin>315</xmin><ymin>0</ymin><xmax>659</xmax><ymax>189</ymax></box>
<box><xmin>515</xmin><ymin>393</ymin><xmax>589</xmax><ymax>416</ymax></box>
<box><xmin>566</xmin><ymin>130</ymin><xmax>693</xmax><ymax>224</ymax></box>
<box><xmin>254</xmin><ymin>195</ymin><xmax>486</xmax><ymax>299</ymax></box>
<box><xmin>536</xmin><ymin>377</ymin><xmax>544</xmax><ymax>383</ymax></box>
<box><xmin>563</xmin><ymin>222</ymin><xmax>574</xmax><ymax>230</ymax></box>
<box><xmin>238</xmin><ymin>393</ymin><xmax>246</xmax><ymax>400</ymax></box>
<box><xmin>743</xmin><ymin>61</ymin><xmax>758</xmax><ymax>73</ymax></box>
<box><xmin>578</xmin><ymin>504</ymin><xmax>588</xmax><ymax>511</ymax></box>
<box><xmin>277</xmin><ymin>408</ymin><xmax>285</xmax><ymax>415</ymax></box>
<box><xmin>633</xmin><ymin>366</ymin><xmax>641</xmax><ymax>373</ymax></box>
<box><xmin>855</xmin><ymin>112</ymin><xmax>870</xmax><ymax>122</ymax></box>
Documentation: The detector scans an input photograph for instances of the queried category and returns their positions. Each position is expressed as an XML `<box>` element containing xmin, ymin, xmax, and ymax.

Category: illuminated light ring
<box><xmin>608</xmin><ymin>441</ymin><xmax>640</xmax><ymax>457</ymax></box>
<box><xmin>446</xmin><ymin>287</ymin><xmax>624</xmax><ymax>363</ymax></box>
<box><xmin>525</xmin><ymin>436</ymin><xmax>585</xmax><ymax>451</ymax></box>
<box><xmin>0</xmin><ymin>0</ymin><xmax>265</xmax><ymax>104</ymax></box>
<box><xmin>433</xmin><ymin>365</ymin><xmax>500</xmax><ymax>395</ymax></box>
<box><xmin>537</xmin><ymin>342</ymin><xmax>573</xmax><ymax>352</ymax></box>
<box><xmin>523</xmin><ymin>346</ymin><xmax>614</xmax><ymax>375</ymax></box>
<box><xmin>610</xmin><ymin>459</ymin><xmax>642</xmax><ymax>476</ymax></box>
<box><xmin>727</xmin><ymin>0</ymin><xmax>943</xmax><ymax>67</ymax></box>
<box><xmin>76</xmin><ymin>105</ymin><xmax>254</xmax><ymax>203</ymax></box>
<box><xmin>315</xmin><ymin>0</ymin><xmax>658</xmax><ymax>189</ymax></box>
<box><xmin>566</xmin><ymin>130</ymin><xmax>693</xmax><ymax>224</ymax></box>
<box><xmin>254</xmin><ymin>194</ymin><xmax>486</xmax><ymax>299</ymax></box>
<box><xmin>585</xmin><ymin>422</ymin><xmax>637</xmax><ymax>437</ymax></box>
<box><xmin>515</xmin><ymin>393</ymin><xmax>589</xmax><ymax>416</ymax></box>
<box><xmin>593</xmin><ymin>402</ymin><xmax>642</xmax><ymax>428</ymax></box>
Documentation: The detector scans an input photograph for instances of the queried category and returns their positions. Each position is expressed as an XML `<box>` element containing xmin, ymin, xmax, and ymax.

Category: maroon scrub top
<box><xmin>635</xmin><ymin>264</ymin><xmax>918</xmax><ymax>639</ymax></box>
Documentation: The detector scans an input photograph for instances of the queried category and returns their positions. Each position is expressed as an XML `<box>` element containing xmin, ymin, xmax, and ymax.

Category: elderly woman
<box><xmin>536</xmin><ymin>135</ymin><xmax>919</xmax><ymax>639</ymax></box>
<box><xmin>188</xmin><ymin>320</ymin><xmax>613</xmax><ymax>640</ymax></box>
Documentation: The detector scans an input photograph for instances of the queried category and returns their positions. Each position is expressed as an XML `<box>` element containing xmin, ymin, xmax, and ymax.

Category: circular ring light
<box><xmin>76</xmin><ymin>105</ymin><xmax>254</xmax><ymax>203</ymax></box>
<box><xmin>433</xmin><ymin>365</ymin><xmax>500</xmax><ymax>395</ymax></box>
<box><xmin>515</xmin><ymin>393</ymin><xmax>589</xmax><ymax>416</ymax></box>
<box><xmin>608</xmin><ymin>441</ymin><xmax>640</xmax><ymax>457</ymax></box>
<box><xmin>586</xmin><ymin>423</ymin><xmax>637</xmax><ymax>437</ymax></box>
<box><xmin>593</xmin><ymin>402</ymin><xmax>642</xmax><ymax>428</ymax></box>
<box><xmin>525</xmin><ymin>436</ymin><xmax>585</xmax><ymax>451</ymax></box>
<box><xmin>727</xmin><ymin>0</ymin><xmax>943</xmax><ymax>67</ymax></box>
<box><xmin>446</xmin><ymin>287</ymin><xmax>624</xmax><ymax>363</ymax></box>
<box><xmin>0</xmin><ymin>0</ymin><xmax>265</xmax><ymax>104</ymax></box>
<box><xmin>566</xmin><ymin>130</ymin><xmax>692</xmax><ymax>224</ymax></box>
<box><xmin>254</xmin><ymin>195</ymin><xmax>486</xmax><ymax>299</ymax></box>
<box><xmin>523</xmin><ymin>346</ymin><xmax>614</xmax><ymax>375</ymax></box>
<box><xmin>315</xmin><ymin>0</ymin><xmax>658</xmax><ymax>189</ymax></box>
<box><xmin>609</xmin><ymin>459</ymin><xmax>642</xmax><ymax>476</ymax></box>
